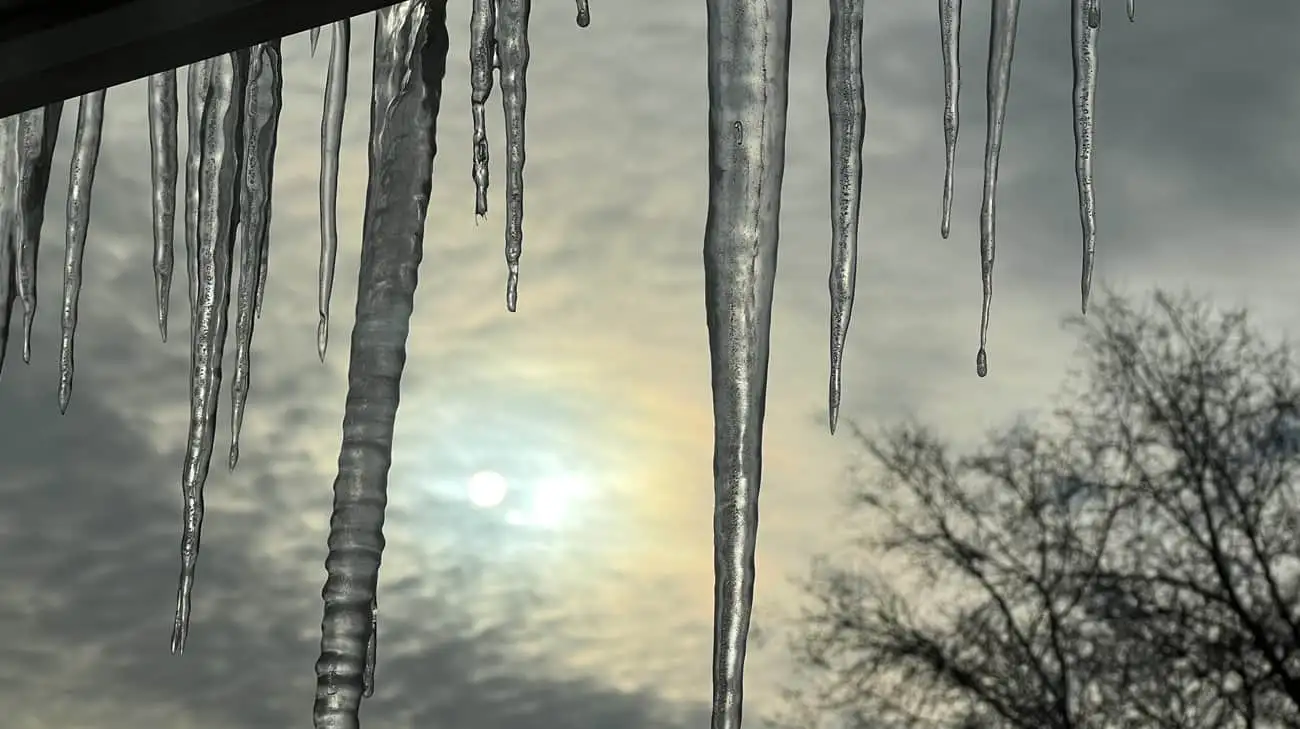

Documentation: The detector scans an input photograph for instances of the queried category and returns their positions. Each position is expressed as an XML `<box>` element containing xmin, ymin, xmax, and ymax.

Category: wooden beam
<box><xmin>0</xmin><ymin>0</ymin><xmax>397</xmax><ymax>118</ymax></box>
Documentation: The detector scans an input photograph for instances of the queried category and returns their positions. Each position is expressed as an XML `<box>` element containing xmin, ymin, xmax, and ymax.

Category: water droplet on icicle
<box><xmin>976</xmin><ymin>0</ymin><xmax>1021</xmax><ymax>378</ymax></box>
<box><xmin>1072</xmin><ymin>0</ymin><xmax>1099</xmax><ymax>314</ymax></box>
<box><xmin>825</xmin><ymin>0</ymin><xmax>865</xmax><ymax>434</ymax></box>
<box><xmin>229</xmin><ymin>40</ymin><xmax>283</xmax><ymax>470</ymax></box>
<box><xmin>318</xmin><ymin>19</ymin><xmax>350</xmax><ymax>362</ymax></box>
<box><xmin>173</xmin><ymin>49</ymin><xmax>247</xmax><ymax>656</ymax></box>
<box><xmin>938</xmin><ymin>0</ymin><xmax>962</xmax><ymax>239</ymax></box>
<box><xmin>148</xmin><ymin>72</ymin><xmax>179</xmax><ymax>342</ymax></box>
<box><xmin>58</xmin><ymin>91</ymin><xmax>106</xmax><ymax>414</ymax></box>
<box><xmin>702</xmin><ymin>1</ymin><xmax>793</xmax><ymax>728</ymax></box>
<box><xmin>498</xmin><ymin>0</ymin><xmax>531</xmax><ymax>312</ymax></box>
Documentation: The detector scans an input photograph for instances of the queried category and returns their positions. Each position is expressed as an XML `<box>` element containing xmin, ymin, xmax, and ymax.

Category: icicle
<box><xmin>314</xmin><ymin>3</ymin><xmax>448</xmax><ymax>726</ymax></box>
<box><xmin>1127</xmin><ymin>0</ymin><xmax>1134</xmax><ymax>22</ymax></box>
<box><xmin>172</xmin><ymin>50</ymin><xmax>247</xmax><ymax>656</ymax></box>
<box><xmin>975</xmin><ymin>0</ymin><xmax>1021</xmax><ymax>379</ymax></box>
<box><xmin>825</xmin><ymin>0</ymin><xmax>864</xmax><ymax>436</ymax></box>
<box><xmin>311</xmin><ymin>26</ymin><xmax>323</xmax><ymax>56</ymax></box>
<box><xmin>229</xmin><ymin>41</ymin><xmax>283</xmax><ymax>470</ymax></box>
<box><xmin>938</xmin><ymin>0</ymin><xmax>962</xmax><ymax>239</ymax></box>
<box><xmin>149</xmin><ymin>71</ymin><xmax>180</xmax><ymax>342</ymax></box>
<box><xmin>497</xmin><ymin>0</ymin><xmax>530</xmax><ymax>312</ymax></box>
<box><xmin>318</xmin><ymin>19</ymin><xmax>350</xmax><ymax>361</ymax></box>
<box><xmin>0</xmin><ymin>116</ymin><xmax>20</xmax><ymax>378</ymax></box>
<box><xmin>185</xmin><ymin>60</ymin><xmax>214</xmax><ymax>318</ymax></box>
<box><xmin>253</xmin><ymin>49</ymin><xmax>284</xmax><ymax>322</ymax></box>
<box><xmin>57</xmin><ymin>91</ymin><xmax>106</xmax><ymax>414</ymax></box>
<box><xmin>702</xmin><ymin>1</ymin><xmax>793</xmax><ymax>728</ymax></box>
<box><xmin>575</xmin><ymin>0</ymin><xmax>590</xmax><ymax>27</ymax></box>
<box><xmin>1072</xmin><ymin>0</ymin><xmax>1099</xmax><ymax>314</ymax></box>
<box><xmin>362</xmin><ymin>596</ymin><xmax>377</xmax><ymax>698</ymax></box>
<box><xmin>13</xmin><ymin>103</ymin><xmax>62</xmax><ymax>366</ymax></box>
<box><xmin>470</xmin><ymin>0</ymin><xmax>496</xmax><ymax>217</ymax></box>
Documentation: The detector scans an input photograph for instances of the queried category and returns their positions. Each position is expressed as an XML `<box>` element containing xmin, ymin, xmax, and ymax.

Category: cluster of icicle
<box><xmin>0</xmin><ymin>0</ymin><xmax>1133</xmax><ymax>727</ymax></box>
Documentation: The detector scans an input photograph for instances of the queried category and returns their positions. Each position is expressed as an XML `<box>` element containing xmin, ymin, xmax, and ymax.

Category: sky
<box><xmin>3</xmin><ymin>0</ymin><xmax>1300</xmax><ymax>727</ymax></box>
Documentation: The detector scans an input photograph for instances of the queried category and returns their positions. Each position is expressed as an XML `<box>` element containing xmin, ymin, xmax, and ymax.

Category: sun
<box><xmin>466</xmin><ymin>470</ymin><xmax>509</xmax><ymax>508</ymax></box>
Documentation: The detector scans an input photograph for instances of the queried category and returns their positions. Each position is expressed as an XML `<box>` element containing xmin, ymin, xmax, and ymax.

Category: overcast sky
<box><xmin>4</xmin><ymin>0</ymin><xmax>1300</xmax><ymax>727</ymax></box>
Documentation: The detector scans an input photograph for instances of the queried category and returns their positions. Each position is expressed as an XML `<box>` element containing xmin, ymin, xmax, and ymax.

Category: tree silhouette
<box><xmin>784</xmin><ymin>290</ymin><xmax>1300</xmax><ymax>729</ymax></box>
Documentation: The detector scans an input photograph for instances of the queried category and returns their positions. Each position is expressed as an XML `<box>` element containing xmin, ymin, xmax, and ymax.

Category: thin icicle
<box><xmin>0</xmin><ymin>116</ymin><xmax>20</xmax><ymax>378</ymax></box>
<box><xmin>1127</xmin><ymin>0</ymin><xmax>1134</xmax><ymax>22</ymax></box>
<box><xmin>57</xmin><ymin>91</ymin><xmax>106</xmax><ymax>414</ymax></box>
<box><xmin>230</xmin><ymin>41</ymin><xmax>283</xmax><ymax>470</ymax></box>
<box><xmin>314</xmin><ymin>4</ymin><xmax>448</xmax><ymax>727</ymax></box>
<box><xmin>172</xmin><ymin>50</ymin><xmax>247</xmax><ymax>656</ymax></box>
<box><xmin>186</xmin><ymin>60</ymin><xmax>214</xmax><ymax>319</ymax></box>
<box><xmin>470</xmin><ymin>0</ymin><xmax>496</xmax><ymax>217</ymax></box>
<box><xmin>149</xmin><ymin>71</ymin><xmax>180</xmax><ymax>342</ymax></box>
<box><xmin>318</xmin><ymin>19</ymin><xmax>350</xmax><ymax>361</ymax></box>
<box><xmin>311</xmin><ymin>26</ymin><xmax>323</xmax><ymax>56</ymax></box>
<box><xmin>702</xmin><ymin>1</ymin><xmax>793</xmax><ymax>728</ymax></box>
<box><xmin>1072</xmin><ymin>0</ymin><xmax>1099</xmax><ymax>314</ymax></box>
<box><xmin>498</xmin><ymin>0</ymin><xmax>530</xmax><ymax>312</ymax></box>
<box><xmin>575</xmin><ymin>0</ymin><xmax>590</xmax><ymax>27</ymax></box>
<box><xmin>938</xmin><ymin>0</ymin><xmax>962</xmax><ymax>239</ymax></box>
<box><xmin>13</xmin><ymin>103</ymin><xmax>62</xmax><ymax>365</ymax></box>
<box><xmin>825</xmin><ymin>0</ymin><xmax>864</xmax><ymax>435</ymax></box>
<box><xmin>975</xmin><ymin>0</ymin><xmax>1021</xmax><ymax>378</ymax></box>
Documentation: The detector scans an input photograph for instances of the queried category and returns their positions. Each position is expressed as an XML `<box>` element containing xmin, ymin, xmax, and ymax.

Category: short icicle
<box><xmin>229</xmin><ymin>40</ymin><xmax>284</xmax><ymax>470</ymax></box>
<box><xmin>702</xmin><ymin>1</ymin><xmax>793</xmax><ymax>728</ymax></box>
<box><xmin>185</xmin><ymin>59</ymin><xmax>215</xmax><ymax>317</ymax></box>
<box><xmin>0</xmin><ymin>116</ymin><xmax>20</xmax><ymax>378</ymax></box>
<box><xmin>14</xmin><ymin>105</ymin><xmax>61</xmax><ymax>364</ymax></box>
<box><xmin>318</xmin><ymin>19</ymin><xmax>351</xmax><ymax>361</ymax></box>
<box><xmin>148</xmin><ymin>71</ymin><xmax>180</xmax><ymax>341</ymax></box>
<box><xmin>313</xmin><ymin>3</ymin><xmax>449</xmax><ymax>727</ymax></box>
<box><xmin>975</xmin><ymin>0</ymin><xmax>1021</xmax><ymax>378</ymax></box>
<box><xmin>575</xmin><ymin>0</ymin><xmax>590</xmax><ymax>28</ymax></box>
<box><xmin>497</xmin><ymin>0</ymin><xmax>530</xmax><ymax>312</ymax></box>
<box><xmin>825</xmin><ymin>0</ymin><xmax>865</xmax><ymax>435</ymax></box>
<box><xmin>57</xmin><ymin>91</ymin><xmax>106</xmax><ymax>413</ymax></box>
<box><xmin>1127</xmin><ymin>0</ymin><xmax>1134</xmax><ymax>22</ymax></box>
<box><xmin>938</xmin><ymin>0</ymin><xmax>962</xmax><ymax>239</ymax></box>
<box><xmin>470</xmin><ymin>0</ymin><xmax>496</xmax><ymax>217</ymax></box>
<box><xmin>311</xmin><ymin>26</ymin><xmax>323</xmax><ymax>56</ymax></box>
<box><xmin>1072</xmin><ymin>0</ymin><xmax>1099</xmax><ymax>313</ymax></box>
<box><xmin>172</xmin><ymin>50</ymin><xmax>247</xmax><ymax>655</ymax></box>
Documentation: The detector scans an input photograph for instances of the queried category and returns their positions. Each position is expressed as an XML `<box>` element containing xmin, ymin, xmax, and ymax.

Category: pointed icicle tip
<box><xmin>316</xmin><ymin>316</ymin><xmax>328</xmax><ymax>362</ymax></box>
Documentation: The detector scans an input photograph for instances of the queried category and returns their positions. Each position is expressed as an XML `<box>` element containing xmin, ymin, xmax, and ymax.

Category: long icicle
<box><xmin>318</xmin><ymin>19</ymin><xmax>351</xmax><ymax>361</ymax></box>
<box><xmin>497</xmin><ymin>0</ymin><xmax>530</xmax><ymax>312</ymax></box>
<box><xmin>230</xmin><ymin>40</ymin><xmax>283</xmax><ymax>470</ymax></box>
<box><xmin>148</xmin><ymin>71</ymin><xmax>179</xmax><ymax>341</ymax></box>
<box><xmin>1072</xmin><ymin>0</ymin><xmax>1099</xmax><ymax>313</ymax></box>
<box><xmin>470</xmin><ymin>0</ymin><xmax>496</xmax><ymax>218</ymax></box>
<box><xmin>14</xmin><ymin>105</ymin><xmax>60</xmax><ymax>363</ymax></box>
<box><xmin>0</xmin><ymin>116</ymin><xmax>20</xmax><ymax>379</ymax></box>
<box><xmin>975</xmin><ymin>0</ymin><xmax>1021</xmax><ymax>378</ymax></box>
<box><xmin>702</xmin><ymin>1</ymin><xmax>793</xmax><ymax>728</ymax></box>
<box><xmin>57</xmin><ymin>91</ymin><xmax>106</xmax><ymax>413</ymax></box>
<box><xmin>313</xmin><ymin>3</ymin><xmax>449</xmax><ymax>726</ymax></box>
<box><xmin>825</xmin><ymin>0</ymin><xmax>865</xmax><ymax>435</ymax></box>
<box><xmin>185</xmin><ymin>59</ymin><xmax>214</xmax><ymax>320</ymax></box>
<box><xmin>938</xmin><ymin>0</ymin><xmax>962</xmax><ymax>239</ymax></box>
<box><xmin>172</xmin><ymin>49</ymin><xmax>247</xmax><ymax>655</ymax></box>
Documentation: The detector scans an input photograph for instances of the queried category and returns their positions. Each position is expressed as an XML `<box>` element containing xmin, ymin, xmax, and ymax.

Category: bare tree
<box><xmin>783</xmin><ymin>290</ymin><xmax>1300</xmax><ymax>729</ymax></box>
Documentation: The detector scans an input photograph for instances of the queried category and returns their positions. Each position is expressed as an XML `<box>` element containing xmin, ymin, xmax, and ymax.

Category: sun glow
<box><xmin>466</xmin><ymin>470</ymin><xmax>509</xmax><ymax>508</ymax></box>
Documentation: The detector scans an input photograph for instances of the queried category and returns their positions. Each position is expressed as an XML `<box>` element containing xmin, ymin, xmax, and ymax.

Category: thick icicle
<box><xmin>575</xmin><ymin>0</ymin><xmax>590</xmax><ymax>28</ymax></box>
<box><xmin>313</xmin><ymin>3</ymin><xmax>448</xmax><ymax>726</ymax></box>
<box><xmin>149</xmin><ymin>72</ymin><xmax>180</xmax><ymax>342</ymax></box>
<box><xmin>470</xmin><ymin>0</ymin><xmax>496</xmax><ymax>217</ymax></box>
<box><xmin>318</xmin><ymin>19</ymin><xmax>351</xmax><ymax>361</ymax></box>
<box><xmin>229</xmin><ymin>41</ymin><xmax>283</xmax><ymax>470</ymax></box>
<box><xmin>825</xmin><ymin>0</ymin><xmax>865</xmax><ymax>436</ymax></box>
<box><xmin>185</xmin><ymin>60</ymin><xmax>214</xmax><ymax>317</ymax></box>
<box><xmin>172</xmin><ymin>50</ymin><xmax>247</xmax><ymax>655</ymax></box>
<box><xmin>938</xmin><ymin>0</ymin><xmax>961</xmax><ymax>239</ymax></box>
<box><xmin>0</xmin><ymin>116</ymin><xmax>19</xmax><ymax>378</ymax></box>
<box><xmin>702</xmin><ymin>1</ymin><xmax>792</xmax><ymax>728</ymax></box>
<box><xmin>57</xmin><ymin>92</ymin><xmax>106</xmax><ymax>414</ymax></box>
<box><xmin>12</xmin><ymin>104</ymin><xmax>62</xmax><ymax>366</ymax></box>
<box><xmin>497</xmin><ymin>0</ymin><xmax>530</xmax><ymax>312</ymax></box>
<box><xmin>975</xmin><ymin>0</ymin><xmax>1021</xmax><ymax>378</ymax></box>
<box><xmin>1072</xmin><ymin>0</ymin><xmax>1099</xmax><ymax>313</ymax></box>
